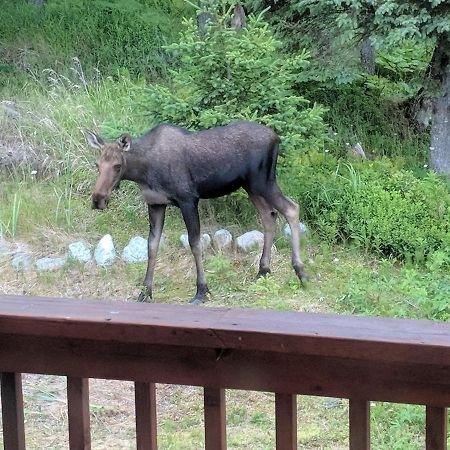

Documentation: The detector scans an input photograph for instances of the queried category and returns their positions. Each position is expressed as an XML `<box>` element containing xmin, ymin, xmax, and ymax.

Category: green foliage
<box><xmin>339</xmin><ymin>259</ymin><xmax>450</xmax><ymax>321</ymax></box>
<box><xmin>303</xmin><ymin>79</ymin><xmax>429</xmax><ymax>162</ymax></box>
<box><xmin>376</xmin><ymin>40</ymin><xmax>431</xmax><ymax>83</ymax></box>
<box><xmin>321</xmin><ymin>0</ymin><xmax>450</xmax><ymax>45</ymax></box>
<box><xmin>0</xmin><ymin>0</ymin><xmax>193</xmax><ymax>79</ymax></box>
<box><xmin>281</xmin><ymin>151</ymin><xmax>450</xmax><ymax>267</ymax></box>
<box><xmin>141</xmin><ymin>8</ymin><xmax>327</xmax><ymax>153</ymax></box>
<box><xmin>371</xmin><ymin>403</ymin><xmax>425</xmax><ymax>450</ymax></box>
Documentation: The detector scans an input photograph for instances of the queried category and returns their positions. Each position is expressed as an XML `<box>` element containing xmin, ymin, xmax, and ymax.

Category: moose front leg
<box><xmin>138</xmin><ymin>204</ymin><xmax>166</xmax><ymax>302</ymax></box>
<box><xmin>180</xmin><ymin>200</ymin><xmax>210</xmax><ymax>305</ymax></box>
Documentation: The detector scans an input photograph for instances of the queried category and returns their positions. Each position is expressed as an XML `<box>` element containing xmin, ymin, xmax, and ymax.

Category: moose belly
<box><xmin>140</xmin><ymin>185</ymin><xmax>171</xmax><ymax>205</ymax></box>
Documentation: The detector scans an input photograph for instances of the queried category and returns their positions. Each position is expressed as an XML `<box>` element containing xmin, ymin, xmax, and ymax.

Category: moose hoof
<box><xmin>294</xmin><ymin>266</ymin><xmax>309</xmax><ymax>286</ymax></box>
<box><xmin>256</xmin><ymin>267</ymin><xmax>271</xmax><ymax>278</ymax></box>
<box><xmin>137</xmin><ymin>287</ymin><xmax>152</xmax><ymax>303</ymax></box>
<box><xmin>189</xmin><ymin>296</ymin><xmax>206</xmax><ymax>305</ymax></box>
<box><xmin>189</xmin><ymin>285</ymin><xmax>210</xmax><ymax>305</ymax></box>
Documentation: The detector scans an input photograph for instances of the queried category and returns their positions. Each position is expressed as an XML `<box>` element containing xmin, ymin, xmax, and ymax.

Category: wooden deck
<box><xmin>0</xmin><ymin>294</ymin><xmax>449</xmax><ymax>449</ymax></box>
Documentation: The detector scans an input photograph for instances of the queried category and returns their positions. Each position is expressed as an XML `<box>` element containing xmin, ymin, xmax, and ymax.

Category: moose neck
<box><xmin>121</xmin><ymin>150</ymin><xmax>150</xmax><ymax>185</ymax></box>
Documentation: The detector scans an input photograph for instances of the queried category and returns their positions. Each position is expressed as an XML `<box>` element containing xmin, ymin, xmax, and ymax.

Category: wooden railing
<box><xmin>0</xmin><ymin>294</ymin><xmax>448</xmax><ymax>449</ymax></box>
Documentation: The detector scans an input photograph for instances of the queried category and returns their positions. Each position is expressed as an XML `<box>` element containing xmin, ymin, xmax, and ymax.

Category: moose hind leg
<box><xmin>180</xmin><ymin>201</ymin><xmax>210</xmax><ymax>304</ymax></box>
<box><xmin>265</xmin><ymin>184</ymin><xmax>309</xmax><ymax>283</ymax></box>
<box><xmin>248</xmin><ymin>193</ymin><xmax>277</xmax><ymax>277</ymax></box>
<box><xmin>138</xmin><ymin>204</ymin><xmax>166</xmax><ymax>302</ymax></box>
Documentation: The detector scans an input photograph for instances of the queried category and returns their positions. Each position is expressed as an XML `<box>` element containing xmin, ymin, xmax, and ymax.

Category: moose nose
<box><xmin>92</xmin><ymin>194</ymin><xmax>108</xmax><ymax>210</ymax></box>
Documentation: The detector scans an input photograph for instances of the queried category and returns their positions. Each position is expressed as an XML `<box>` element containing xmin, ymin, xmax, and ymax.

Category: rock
<box><xmin>68</xmin><ymin>241</ymin><xmax>92</xmax><ymax>263</ymax></box>
<box><xmin>36</xmin><ymin>256</ymin><xmax>67</xmax><ymax>271</ymax></box>
<box><xmin>283</xmin><ymin>222</ymin><xmax>308</xmax><ymax>240</ymax></box>
<box><xmin>213</xmin><ymin>229</ymin><xmax>232</xmax><ymax>250</ymax></box>
<box><xmin>236</xmin><ymin>230</ymin><xmax>264</xmax><ymax>252</ymax></box>
<box><xmin>180</xmin><ymin>234</ymin><xmax>190</xmax><ymax>249</ymax></box>
<box><xmin>180</xmin><ymin>233</ymin><xmax>211</xmax><ymax>250</ymax></box>
<box><xmin>94</xmin><ymin>234</ymin><xmax>116</xmax><ymax>266</ymax></box>
<box><xmin>201</xmin><ymin>233</ymin><xmax>211</xmax><ymax>250</ymax></box>
<box><xmin>122</xmin><ymin>236</ymin><xmax>148</xmax><ymax>263</ymax></box>
<box><xmin>11</xmin><ymin>253</ymin><xmax>31</xmax><ymax>271</ymax></box>
<box><xmin>350</xmin><ymin>142</ymin><xmax>366</xmax><ymax>159</ymax></box>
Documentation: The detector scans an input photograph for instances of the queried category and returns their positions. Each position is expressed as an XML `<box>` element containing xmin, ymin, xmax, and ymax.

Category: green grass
<box><xmin>0</xmin><ymin>0</ymin><xmax>194</xmax><ymax>81</ymax></box>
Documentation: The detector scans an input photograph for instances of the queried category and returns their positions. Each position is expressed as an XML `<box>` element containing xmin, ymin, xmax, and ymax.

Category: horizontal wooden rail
<box><xmin>0</xmin><ymin>294</ymin><xmax>449</xmax><ymax>449</ymax></box>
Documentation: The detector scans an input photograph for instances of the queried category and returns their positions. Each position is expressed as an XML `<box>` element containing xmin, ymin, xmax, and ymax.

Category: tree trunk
<box><xmin>429</xmin><ymin>35</ymin><xmax>450</xmax><ymax>174</ymax></box>
<box><xmin>361</xmin><ymin>38</ymin><xmax>376</xmax><ymax>75</ymax></box>
<box><xmin>198</xmin><ymin>1</ymin><xmax>216</xmax><ymax>34</ymax></box>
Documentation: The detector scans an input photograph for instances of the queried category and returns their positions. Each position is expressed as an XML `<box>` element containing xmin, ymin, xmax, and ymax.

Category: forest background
<box><xmin>0</xmin><ymin>0</ymin><xmax>449</xmax><ymax>448</ymax></box>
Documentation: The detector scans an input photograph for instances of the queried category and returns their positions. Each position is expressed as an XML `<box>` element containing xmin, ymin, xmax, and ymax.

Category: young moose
<box><xmin>83</xmin><ymin>121</ymin><xmax>308</xmax><ymax>304</ymax></box>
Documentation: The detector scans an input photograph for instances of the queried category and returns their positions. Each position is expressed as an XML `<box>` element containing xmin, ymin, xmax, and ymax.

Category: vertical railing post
<box><xmin>135</xmin><ymin>382</ymin><xmax>157</xmax><ymax>450</ymax></box>
<box><xmin>1</xmin><ymin>372</ymin><xmax>25</xmax><ymax>450</ymax></box>
<box><xmin>67</xmin><ymin>377</ymin><xmax>91</xmax><ymax>450</ymax></box>
<box><xmin>275</xmin><ymin>393</ymin><xmax>297</xmax><ymax>450</ymax></box>
<box><xmin>426</xmin><ymin>406</ymin><xmax>448</xmax><ymax>450</ymax></box>
<box><xmin>349</xmin><ymin>398</ymin><xmax>370</xmax><ymax>450</ymax></box>
<box><xmin>204</xmin><ymin>387</ymin><xmax>226</xmax><ymax>450</ymax></box>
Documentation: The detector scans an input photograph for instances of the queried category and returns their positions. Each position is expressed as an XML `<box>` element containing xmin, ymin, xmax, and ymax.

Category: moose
<box><xmin>83</xmin><ymin>121</ymin><xmax>308</xmax><ymax>304</ymax></box>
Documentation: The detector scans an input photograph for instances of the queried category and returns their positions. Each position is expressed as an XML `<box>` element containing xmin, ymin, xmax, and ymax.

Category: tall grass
<box><xmin>0</xmin><ymin>192</ymin><xmax>22</xmax><ymax>237</ymax></box>
<box><xmin>1</xmin><ymin>61</ymin><xmax>153</xmax><ymax>176</ymax></box>
<box><xmin>0</xmin><ymin>0</ymin><xmax>194</xmax><ymax>80</ymax></box>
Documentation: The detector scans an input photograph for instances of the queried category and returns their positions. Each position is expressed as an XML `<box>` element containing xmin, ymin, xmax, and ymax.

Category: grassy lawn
<box><xmin>0</xmin><ymin>175</ymin><xmax>448</xmax><ymax>449</ymax></box>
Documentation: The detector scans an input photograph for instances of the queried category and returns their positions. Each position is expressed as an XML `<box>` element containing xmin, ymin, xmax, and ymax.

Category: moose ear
<box><xmin>117</xmin><ymin>133</ymin><xmax>132</xmax><ymax>152</ymax></box>
<box><xmin>82</xmin><ymin>128</ymin><xmax>104</xmax><ymax>150</ymax></box>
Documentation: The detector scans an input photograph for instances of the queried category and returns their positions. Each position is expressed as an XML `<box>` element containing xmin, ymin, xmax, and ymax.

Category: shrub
<box><xmin>280</xmin><ymin>152</ymin><xmax>450</xmax><ymax>264</ymax></box>
<box><xmin>140</xmin><ymin>8</ymin><xmax>327</xmax><ymax>154</ymax></box>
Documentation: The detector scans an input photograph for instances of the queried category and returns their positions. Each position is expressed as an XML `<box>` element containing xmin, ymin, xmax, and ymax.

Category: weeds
<box><xmin>54</xmin><ymin>181</ymin><xmax>74</xmax><ymax>231</ymax></box>
<box><xmin>0</xmin><ymin>191</ymin><xmax>22</xmax><ymax>237</ymax></box>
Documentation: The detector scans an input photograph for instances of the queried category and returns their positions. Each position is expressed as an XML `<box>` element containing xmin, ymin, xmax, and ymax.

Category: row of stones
<box><xmin>2</xmin><ymin>223</ymin><xmax>306</xmax><ymax>271</ymax></box>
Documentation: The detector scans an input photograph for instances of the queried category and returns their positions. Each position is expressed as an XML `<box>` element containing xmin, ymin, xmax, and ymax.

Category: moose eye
<box><xmin>113</xmin><ymin>164</ymin><xmax>122</xmax><ymax>172</ymax></box>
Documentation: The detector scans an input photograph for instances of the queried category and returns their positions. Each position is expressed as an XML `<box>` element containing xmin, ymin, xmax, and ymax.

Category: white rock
<box><xmin>283</xmin><ymin>222</ymin><xmax>308</xmax><ymax>240</ymax></box>
<box><xmin>180</xmin><ymin>233</ymin><xmax>211</xmax><ymax>250</ymax></box>
<box><xmin>36</xmin><ymin>256</ymin><xmax>67</xmax><ymax>271</ymax></box>
<box><xmin>201</xmin><ymin>233</ymin><xmax>211</xmax><ymax>249</ymax></box>
<box><xmin>94</xmin><ymin>234</ymin><xmax>116</xmax><ymax>266</ymax></box>
<box><xmin>11</xmin><ymin>253</ymin><xmax>31</xmax><ymax>271</ymax></box>
<box><xmin>213</xmin><ymin>229</ymin><xmax>232</xmax><ymax>250</ymax></box>
<box><xmin>68</xmin><ymin>241</ymin><xmax>91</xmax><ymax>263</ymax></box>
<box><xmin>236</xmin><ymin>230</ymin><xmax>264</xmax><ymax>252</ymax></box>
<box><xmin>180</xmin><ymin>234</ymin><xmax>190</xmax><ymax>249</ymax></box>
<box><xmin>122</xmin><ymin>236</ymin><xmax>148</xmax><ymax>263</ymax></box>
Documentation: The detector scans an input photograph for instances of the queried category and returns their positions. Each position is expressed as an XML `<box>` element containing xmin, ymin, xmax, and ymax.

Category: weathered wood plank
<box><xmin>204</xmin><ymin>387</ymin><xmax>226</xmax><ymax>450</ymax></box>
<box><xmin>1</xmin><ymin>372</ymin><xmax>25</xmax><ymax>450</ymax></box>
<box><xmin>0</xmin><ymin>295</ymin><xmax>449</xmax><ymax>366</ymax></box>
<box><xmin>426</xmin><ymin>406</ymin><xmax>448</xmax><ymax>450</ymax></box>
<box><xmin>349</xmin><ymin>398</ymin><xmax>370</xmax><ymax>450</ymax></box>
<box><xmin>135</xmin><ymin>382</ymin><xmax>157</xmax><ymax>450</ymax></box>
<box><xmin>275</xmin><ymin>393</ymin><xmax>297</xmax><ymax>450</ymax></box>
<box><xmin>1</xmin><ymin>335</ymin><xmax>448</xmax><ymax>407</ymax></box>
<box><xmin>67</xmin><ymin>377</ymin><xmax>91</xmax><ymax>450</ymax></box>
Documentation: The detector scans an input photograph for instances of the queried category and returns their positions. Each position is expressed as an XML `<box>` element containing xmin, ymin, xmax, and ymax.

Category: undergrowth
<box><xmin>0</xmin><ymin>0</ymin><xmax>193</xmax><ymax>81</ymax></box>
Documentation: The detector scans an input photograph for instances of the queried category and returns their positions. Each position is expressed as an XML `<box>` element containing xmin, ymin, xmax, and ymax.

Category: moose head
<box><xmin>83</xmin><ymin>129</ymin><xmax>131</xmax><ymax>210</ymax></box>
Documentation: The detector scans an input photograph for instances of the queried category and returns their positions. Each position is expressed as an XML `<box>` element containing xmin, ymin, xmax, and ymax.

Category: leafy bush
<box><xmin>141</xmin><ymin>8</ymin><xmax>327</xmax><ymax>154</ymax></box>
<box><xmin>281</xmin><ymin>151</ymin><xmax>450</xmax><ymax>265</ymax></box>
